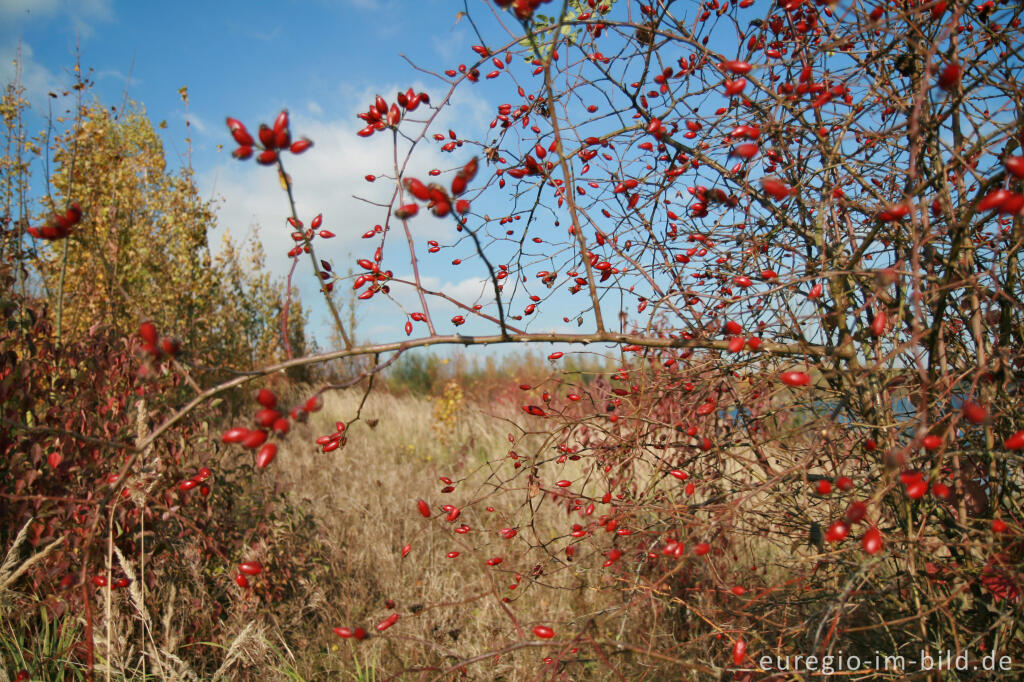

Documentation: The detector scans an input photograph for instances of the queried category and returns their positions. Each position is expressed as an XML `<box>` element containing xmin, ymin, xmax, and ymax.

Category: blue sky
<box><xmin>4</xmin><ymin>0</ymin><xmax>828</xmax><ymax>364</ymax></box>
<box><xmin>2</xmin><ymin>0</ymin><xmax>550</xmax><ymax>353</ymax></box>
<box><xmin>1</xmin><ymin>1</ymin><xmax>470</xmax><ymax>149</ymax></box>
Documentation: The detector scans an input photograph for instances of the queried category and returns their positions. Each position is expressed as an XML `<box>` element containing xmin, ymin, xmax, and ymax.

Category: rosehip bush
<box><xmin>6</xmin><ymin>0</ymin><xmax>1024</xmax><ymax>678</ymax></box>
<box><xmin>298</xmin><ymin>0</ymin><xmax>1023</xmax><ymax>674</ymax></box>
<box><xmin>1</xmin><ymin>78</ymin><xmax>326</xmax><ymax>678</ymax></box>
<box><xmin>0</xmin><ymin>277</ymin><xmax>332</xmax><ymax>677</ymax></box>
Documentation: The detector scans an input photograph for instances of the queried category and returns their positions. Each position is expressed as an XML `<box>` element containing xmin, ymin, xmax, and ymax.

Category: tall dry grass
<box><xmin>259</xmin><ymin>386</ymin><xmax>840</xmax><ymax>679</ymax></box>
<box><xmin>270</xmin><ymin>387</ymin><xmax>641</xmax><ymax>679</ymax></box>
<box><xmin>1</xmin><ymin>382</ymin><xmax>873</xmax><ymax>680</ymax></box>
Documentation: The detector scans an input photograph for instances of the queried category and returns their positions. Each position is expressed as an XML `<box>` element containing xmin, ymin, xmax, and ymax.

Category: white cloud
<box><xmin>0</xmin><ymin>41</ymin><xmax>64</xmax><ymax>109</ymax></box>
<box><xmin>197</xmin><ymin>78</ymin><xmax>506</xmax><ymax>347</ymax></box>
<box><xmin>200</xmin><ymin>116</ymin><xmax>438</xmax><ymax>339</ymax></box>
<box><xmin>389</xmin><ymin>273</ymin><xmax>492</xmax><ymax>313</ymax></box>
<box><xmin>1</xmin><ymin>0</ymin><xmax>114</xmax><ymax>107</ymax></box>
<box><xmin>66</xmin><ymin>0</ymin><xmax>112</xmax><ymax>38</ymax></box>
<box><xmin>202</xmin><ymin>79</ymin><xmax>487</xmax><ymax>261</ymax></box>
<box><xmin>94</xmin><ymin>67</ymin><xmax>134</xmax><ymax>87</ymax></box>
<box><xmin>359</xmin><ymin>274</ymin><xmax>492</xmax><ymax>338</ymax></box>
<box><xmin>0</xmin><ymin>0</ymin><xmax>112</xmax><ymax>37</ymax></box>
<box><xmin>0</xmin><ymin>0</ymin><xmax>61</xmax><ymax>20</ymax></box>
<box><xmin>180</xmin><ymin>110</ymin><xmax>209</xmax><ymax>135</ymax></box>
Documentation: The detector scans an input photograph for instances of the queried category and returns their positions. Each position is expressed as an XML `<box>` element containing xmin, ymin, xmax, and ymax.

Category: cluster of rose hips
<box><xmin>393</xmin><ymin>156</ymin><xmax>479</xmax><ymax>220</ymax></box>
<box><xmin>213</xmin><ymin>387</ymin><xmax>333</xmax><ymax>591</ymax></box>
<box><xmin>351</xmin><ymin>247</ymin><xmax>393</xmax><ymax>301</ymax></box>
<box><xmin>27</xmin><ymin>202</ymin><xmax>82</xmax><ymax>241</ymax></box>
<box><xmin>333</xmin><ymin>612</ymin><xmax>399</xmax><ymax>640</ymax></box>
<box><xmin>492</xmin><ymin>0</ymin><xmax>556</xmax><ymax>20</ymax></box>
<box><xmin>356</xmin><ymin>89</ymin><xmax>430</xmax><ymax>138</ymax></box>
<box><xmin>285</xmin><ymin>213</ymin><xmax>335</xmax><ymax>260</ymax></box>
<box><xmin>178</xmin><ymin>466</ymin><xmax>212</xmax><ymax>497</ymax></box>
<box><xmin>234</xmin><ymin>560</ymin><xmax>263</xmax><ymax>589</ymax></box>
<box><xmin>226</xmin><ymin>110</ymin><xmax>312</xmax><ymax>165</ymax></box>
<box><xmin>315</xmin><ymin>419</ymin><xmax>348</xmax><ymax>453</ymax></box>
<box><xmin>90</xmin><ymin>574</ymin><xmax>131</xmax><ymax>589</ymax></box>
<box><xmin>971</xmin><ymin>157</ymin><xmax>1024</xmax><ymax>217</ymax></box>
<box><xmin>138</xmin><ymin>320</ymin><xmax>181</xmax><ymax>360</ymax></box>
<box><xmin>221</xmin><ymin>388</ymin><xmax>324</xmax><ymax>470</ymax></box>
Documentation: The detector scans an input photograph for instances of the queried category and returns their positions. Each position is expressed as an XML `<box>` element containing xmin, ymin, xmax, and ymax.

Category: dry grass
<box><xmin>0</xmin><ymin>385</ymin><xmax>896</xmax><ymax>680</ymax></box>
<box><xmin>257</xmin><ymin>388</ymin><xmax>860</xmax><ymax>679</ymax></box>
<box><xmin>266</xmin><ymin>387</ymin><xmax>654</xmax><ymax>680</ymax></box>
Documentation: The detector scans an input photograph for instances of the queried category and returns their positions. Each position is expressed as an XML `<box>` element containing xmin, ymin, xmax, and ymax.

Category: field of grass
<box><xmin>0</xmin><ymin>385</ymin><xmax>673</xmax><ymax>680</ymax></box>
<box><xmin>270</xmin><ymin>387</ymin><xmax>646</xmax><ymax>680</ymax></box>
<box><xmin>5</xmin><ymin>369</ymin><xmax>1020</xmax><ymax>680</ymax></box>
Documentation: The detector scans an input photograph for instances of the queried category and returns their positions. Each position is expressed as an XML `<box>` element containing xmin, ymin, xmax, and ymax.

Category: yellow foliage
<box><xmin>430</xmin><ymin>380</ymin><xmax>464</xmax><ymax>447</ymax></box>
<box><xmin>18</xmin><ymin>99</ymin><xmax>308</xmax><ymax>374</ymax></box>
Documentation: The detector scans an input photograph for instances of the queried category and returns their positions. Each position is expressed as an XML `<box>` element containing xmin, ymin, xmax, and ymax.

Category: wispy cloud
<box><xmin>198</xmin><ymin>80</ymin><xmax>497</xmax><ymax>346</ymax></box>
<box><xmin>180</xmin><ymin>110</ymin><xmax>210</xmax><ymax>135</ymax></box>
<box><xmin>0</xmin><ymin>0</ymin><xmax>113</xmax><ymax>38</ymax></box>
<box><xmin>0</xmin><ymin>41</ymin><xmax>64</xmax><ymax>110</ymax></box>
<box><xmin>94</xmin><ymin>67</ymin><xmax>133</xmax><ymax>85</ymax></box>
<box><xmin>67</xmin><ymin>0</ymin><xmax>113</xmax><ymax>38</ymax></box>
<box><xmin>0</xmin><ymin>0</ymin><xmax>62</xmax><ymax>21</ymax></box>
<box><xmin>1</xmin><ymin>0</ymin><xmax>115</xmax><ymax>106</ymax></box>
